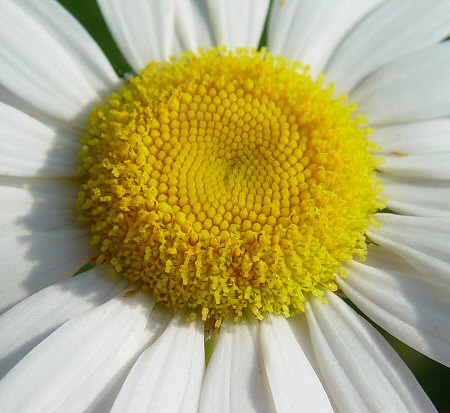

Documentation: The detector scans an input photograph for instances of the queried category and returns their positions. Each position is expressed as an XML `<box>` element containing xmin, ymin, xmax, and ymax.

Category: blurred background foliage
<box><xmin>58</xmin><ymin>0</ymin><xmax>450</xmax><ymax>411</ymax></box>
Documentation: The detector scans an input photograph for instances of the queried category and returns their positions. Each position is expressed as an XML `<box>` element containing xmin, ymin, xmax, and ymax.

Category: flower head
<box><xmin>77</xmin><ymin>47</ymin><xmax>382</xmax><ymax>322</ymax></box>
<box><xmin>0</xmin><ymin>1</ymin><xmax>449</xmax><ymax>412</ymax></box>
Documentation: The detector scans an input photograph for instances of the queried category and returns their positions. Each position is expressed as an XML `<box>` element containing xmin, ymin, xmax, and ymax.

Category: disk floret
<box><xmin>77</xmin><ymin>47</ymin><xmax>383</xmax><ymax>322</ymax></box>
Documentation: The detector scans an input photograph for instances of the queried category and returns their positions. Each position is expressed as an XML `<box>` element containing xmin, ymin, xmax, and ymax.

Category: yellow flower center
<box><xmin>76</xmin><ymin>48</ymin><xmax>383</xmax><ymax>323</ymax></box>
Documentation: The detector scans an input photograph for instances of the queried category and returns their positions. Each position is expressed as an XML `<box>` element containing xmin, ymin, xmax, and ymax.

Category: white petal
<box><xmin>0</xmin><ymin>83</ymin><xmax>78</xmax><ymax>129</ymax></box>
<box><xmin>362</xmin><ymin>243</ymin><xmax>419</xmax><ymax>273</ymax></box>
<box><xmin>0</xmin><ymin>178</ymin><xmax>78</xmax><ymax>233</ymax></box>
<box><xmin>0</xmin><ymin>1</ymin><xmax>118</xmax><ymax>125</ymax></box>
<box><xmin>0</xmin><ymin>103</ymin><xmax>79</xmax><ymax>177</ymax></box>
<box><xmin>306</xmin><ymin>293</ymin><xmax>437</xmax><ymax>413</ymax></box>
<box><xmin>0</xmin><ymin>228</ymin><xmax>95</xmax><ymax>313</ymax></box>
<box><xmin>340</xmin><ymin>258</ymin><xmax>450</xmax><ymax>367</ymax></box>
<box><xmin>199</xmin><ymin>319</ymin><xmax>274</xmax><ymax>413</ymax></box>
<box><xmin>287</xmin><ymin>315</ymin><xmax>321</xmax><ymax>372</ymax></box>
<box><xmin>373</xmin><ymin>118</ymin><xmax>450</xmax><ymax>155</ymax></box>
<box><xmin>0</xmin><ymin>292</ymin><xmax>154</xmax><ymax>413</ymax></box>
<box><xmin>327</xmin><ymin>0</ymin><xmax>450</xmax><ymax>94</ymax></box>
<box><xmin>351</xmin><ymin>42</ymin><xmax>450</xmax><ymax>126</ymax></box>
<box><xmin>173</xmin><ymin>0</ymin><xmax>214</xmax><ymax>52</ymax></box>
<box><xmin>0</xmin><ymin>266</ymin><xmax>125</xmax><ymax>378</ymax></box>
<box><xmin>288</xmin><ymin>314</ymin><xmax>341</xmax><ymax>412</ymax></box>
<box><xmin>111</xmin><ymin>313</ymin><xmax>204</xmax><ymax>413</ymax></box>
<box><xmin>268</xmin><ymin>0</ymin><xmax>382</xmax><ymax>76</ymax></box>
<box><xmin>260</xmin><ymin>315</ymin><xmax>333</xmax><ymax>413</ymax></box>
<box><xmin>174</xmin><ymin>0</ymin><xmax>269</xmax><ymax>53</ymax></box>
<box><xmin>380</xmin><ymin>153</ymin><xmax>450</xmax><ymax>180</ymax></box>
<box><xmin>381</xmin><ymin>175</ymin><xmax>450</xmax><ymax>218</ymax></box>
<box><xmin>369</xmin><ymin>214</ymin><xmax>450</xmax><ymax>286</ymax></box>
<box><xmin>98</xmin><ymin>0</ymin><xmax>175</xmax><ymax>72</ymax></box>
<box><xmin>203</xmin><ymin>0</ymin><xmax>269</xmax><ymax>49</ymax></box>
<box><xmin>16</xmin><ymin>0</ymin><xmax>118</xmax><ymax>94</ymax></box>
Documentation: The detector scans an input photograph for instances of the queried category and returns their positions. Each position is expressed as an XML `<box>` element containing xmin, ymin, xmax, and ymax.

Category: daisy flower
<box><xmin>1</xmin><ymin>0</ymin><xmax>450</xmax><ymax>412</ymax></box>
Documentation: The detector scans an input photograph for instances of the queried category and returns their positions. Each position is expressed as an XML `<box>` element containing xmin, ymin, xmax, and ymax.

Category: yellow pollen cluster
<box><xmin>76</xmin><ymin>48</ymin><xmax>383</xmax><ymax>323</ymax></box>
